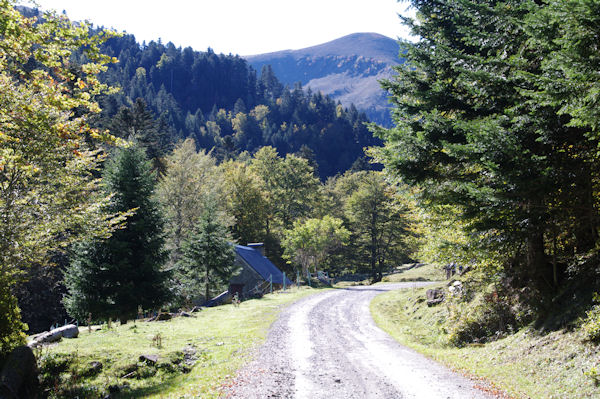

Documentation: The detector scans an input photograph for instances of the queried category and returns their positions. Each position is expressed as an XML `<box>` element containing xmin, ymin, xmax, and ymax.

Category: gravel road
<box><xmin>224</xmin><ymin>283</ymin><xmax>495</xmax><ymax>399</ymax></box>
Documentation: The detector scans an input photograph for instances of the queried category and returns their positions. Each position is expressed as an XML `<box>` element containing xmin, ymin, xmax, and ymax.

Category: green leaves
<box><xmin>282</xmin><ymin>215</ymin><xmax>349</xmax><ymax>276</ymax></box>
<box><xmin>377</xmin><ymin>0</ymin><xmax>600</xmax><ymax>296</ymax></box>
<box><xmin>64</xmin><ymin>145</ymin><xmax>170</xmax><ymax>322</ymax></box>
<box><xmin>176</xmin><ymin>202</ymin><xmax>236</xmax><ymax>301</ymax></box>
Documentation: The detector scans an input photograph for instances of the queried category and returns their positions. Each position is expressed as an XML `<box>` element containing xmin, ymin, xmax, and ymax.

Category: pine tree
<box><xmin>64</xmin><ymin>145</ymin><xmax>170</xmax><ymax>323</ymax></box>
<box><xmin>110</xmin><ymin>98</ymin><xmax>169</xmax><ymax>163</ymax></box>
<box><xmin>176</xmin><ymin>202</ymin><xmax>236</xmax><ymax>302</ymax></box>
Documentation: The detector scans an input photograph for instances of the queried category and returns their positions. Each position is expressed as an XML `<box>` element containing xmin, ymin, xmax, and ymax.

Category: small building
<box><xmin>229</xmin><ymin>243</ymin><xmax>292</xmax><ymax>299</ymax></box>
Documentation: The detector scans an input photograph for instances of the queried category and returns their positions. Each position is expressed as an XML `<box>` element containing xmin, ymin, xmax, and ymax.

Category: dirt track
<box><xmin>224</xmin><ymin>283</ymin><xmax>494</xmax><ymax>398</ymax></box>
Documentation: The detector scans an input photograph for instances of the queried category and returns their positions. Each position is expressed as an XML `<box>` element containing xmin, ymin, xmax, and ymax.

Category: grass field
<box><xmin>381</xmin><ymin>263</ymin><xmax>446</xmax><ymax>283</ymax></box>
<box><xmin>36</xmin><ymin>287</ymin><xmax>324</xmax><ymax>398</ymax></box>
<box><xmin>371</xmin><ymin>286</ymin><xmax>600</xmax><ymax>399</ymax></box>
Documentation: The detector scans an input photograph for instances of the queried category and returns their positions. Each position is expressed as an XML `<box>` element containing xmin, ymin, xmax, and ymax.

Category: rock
<box><xmin>28</xmin><ymin>324</ymin><xmax>79</xmax><ymax>347</ymax></box>
<box><xmin>426</xmin><ymin>288</ymin><xmax>445</xmax><ymax>306</ymax></box>
<box><xmin>0</xmin><ymin>346</ymin><xmax>39</xmax><ymax>399</ymax></box>
<box><xmin>179</xmin><ymin>312</ymin><xmax>192</xmax><ymax>317</ymax></box>
<box><xmin>139</xmin><ymin>354</ymin><xmax>159</xmax><ymax>365</ymax></box>
<box><xmin>182</xmin><ymin>346</ymin><xmax>198</xmax><ymax>366</ymax></box>
<box><xmin>82</xmin><ymin>361</ymin><xmax>103</xmax><ymax>377</ymax></box>
<box><xmin>189</xmin><ymin>306</ymin><xmax>202</xmax><ymax>313</ymax></box>
<box><xmin>448</xmin><ymin>281</ymin><xmax>463</xmax><ymax>296</ymax></box>
<box><xmin>61</xmin><ymin>325</ymin><xmax>79</xmax><ymax>339</ymax></box>
<box><xmin>156</xmin><ymin>313</ymin><xmax>172</xmax><ymax>321</ymax></box>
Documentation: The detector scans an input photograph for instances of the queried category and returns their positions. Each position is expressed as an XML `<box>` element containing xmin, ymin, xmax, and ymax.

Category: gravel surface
<box><xmin>223</xmin><ymin>283</ymin><xmax>495</xmax><ymax>399</ymax></box>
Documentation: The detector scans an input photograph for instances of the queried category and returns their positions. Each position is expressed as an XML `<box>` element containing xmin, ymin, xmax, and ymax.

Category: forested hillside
<box><xmin>90</xmin><ymin>33</ymin><xmax>379</xmax><ymax>177</ymax></box>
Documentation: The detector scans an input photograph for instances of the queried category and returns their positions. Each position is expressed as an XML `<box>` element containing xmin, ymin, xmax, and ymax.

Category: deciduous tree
<box><xmin>282</xmin><ymin>216</ymin><xmax>349</xmax><ymax>277</ymax></box>
<box><xmin>0</xmin><ymin>1</ymin><xmax>121</xmax><ymax>353</ymax></box>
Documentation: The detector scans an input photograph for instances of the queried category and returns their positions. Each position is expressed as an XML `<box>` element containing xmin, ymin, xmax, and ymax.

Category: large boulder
<box><xmin>28</xmin><ymin>324</ymin><xmax>79</xmax><ymax>347</ymax></box>
<box><xmin>0</xmin><ymin>346</ymin><xmax>39</xmax><ymax>399</ymax></box>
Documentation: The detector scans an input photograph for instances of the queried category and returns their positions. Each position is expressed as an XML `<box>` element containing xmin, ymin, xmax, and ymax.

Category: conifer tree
<box><xmin>373</xmin><ymin>0</ymin><xmax>600</xmax><ymax>297</ymax></box>
<box><xmin>64</xmin><ymin>145</ymin><xmax>170</xmax><ymax>323</ymax></box>
<box><xmin>176</xmin><ymin>202</ymin><xmax>236</xmax><ymax>302</ymax></box>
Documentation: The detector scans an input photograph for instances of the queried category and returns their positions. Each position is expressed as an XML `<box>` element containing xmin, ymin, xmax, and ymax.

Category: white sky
<box><xmin>25</xmin><ymin>0</ymin><xmax>414</xmax><ymax>56</ymax></box>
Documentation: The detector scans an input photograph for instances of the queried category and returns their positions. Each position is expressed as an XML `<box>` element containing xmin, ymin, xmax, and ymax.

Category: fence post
<box><xmin>283</xmin><ymin>272</ymin><xmax>286</xmax><ymax>291</ymax></box>
<box><xmin>269</xmin><ymin>274</ymin><xmax>273</xmax><ymax>294</ymax></box>
<box><xmin>307</xmin><ymin>269</ymin><xmax>311</xmax><ymax>287</ymax></box>
<box><xmin>297</xmin><ymin>270</ymin><xmax>300</xmax><ymax>287</ymax></box>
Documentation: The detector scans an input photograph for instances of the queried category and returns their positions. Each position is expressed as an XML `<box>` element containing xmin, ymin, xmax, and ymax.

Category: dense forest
<box><xmin>88</xmin><ymin>33</ymin><xmax>379</xmax><ymax>178</ymax></box>
<box><xmin>0</xmin><ymin>2</ymin><xmax>405</xmax><ymax>345</ymax></box>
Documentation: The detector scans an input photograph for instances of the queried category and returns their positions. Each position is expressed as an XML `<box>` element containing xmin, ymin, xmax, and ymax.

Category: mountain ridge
<box><xmin>245</xmin><ymin>33</ymin><xmax>402</xmax><ymax>126</ymax></box>
<box><xmin>245</xmin><ymin>32</ymin><xmax>400</xmax><ymax>64</ymax></box>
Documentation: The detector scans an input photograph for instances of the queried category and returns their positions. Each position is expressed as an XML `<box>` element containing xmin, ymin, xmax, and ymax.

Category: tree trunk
<box><xmin>527</xmin><ymin>228</ymin><xmax>546</xmax><ymax>287</ymax></box>
<box><xmin>370</xmin><ymin>213</ymin><xmax>378</xmax><ymax>282</ymax></box>
<box><xmin>205</xmin><ymin>268</ymin><xmax>210</xmax><ymax>302</ymax></box>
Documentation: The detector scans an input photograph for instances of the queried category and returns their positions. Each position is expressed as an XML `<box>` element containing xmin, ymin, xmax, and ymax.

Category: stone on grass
<box><xmin>448</xmin><ymin>281</ymin><xmax>463</xmax><ymax>296</ymax></box>
<box><xmin>139</xmin><ymin>354</ymin><xmax>159</xmax><ymax>365</ymax></box>
<box><xmin>156</xmin><ymin>313</ymin><xmax>172</xmax><ymax>321</ymax></box>
<box><xmin>426</xmin><ymin>288</ymin><xmax>445</xmax><ymax>306</ymax></box>
<box><xmin>28</xmin><ymin>324</ymin><xmax>79</xmax><ymax>347</ymax></box>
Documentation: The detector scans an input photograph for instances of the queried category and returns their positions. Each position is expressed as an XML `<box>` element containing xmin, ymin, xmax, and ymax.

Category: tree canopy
<box><xmin>372</xmin><ymin>0</ymin><xmax>600</xmax><ymax>306</ymax></box>
<box><xmin>0</xmin><ymin>0</ymin><xmax>123</xmax><ymax>353</ymax></box>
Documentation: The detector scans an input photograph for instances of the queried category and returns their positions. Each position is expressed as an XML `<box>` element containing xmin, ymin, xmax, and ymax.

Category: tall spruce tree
<box><xmin>176</xmin><ymin>202</ymin><xmax>236</xmax><ymax>302</ymax></box>
<box><xmin>64</xmin><ymin>145</ymin><xmax>170</xmax><ymax>323</ymax></box>
<box><xmin>372</xmin><ymin>0</ymin><xmax>600</xmax><ymax>299</ymax></box>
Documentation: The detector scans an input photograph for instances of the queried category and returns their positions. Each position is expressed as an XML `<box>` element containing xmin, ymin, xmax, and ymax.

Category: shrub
<box><xmin>0</xmin><ymin>279</ymin><xmax>27</xmax><ymax>357</ymax></box>
<box><xmin>446</xmin><ymin>284</ymin><xmax>530</xmax><ymax>346</ymax></box>
<box><xmin>582</xmin><ymin>293</ymin><xmax>600</xmax><ymax>342</ymax></box>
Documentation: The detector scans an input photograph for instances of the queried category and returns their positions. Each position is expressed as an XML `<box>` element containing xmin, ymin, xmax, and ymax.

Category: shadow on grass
<box><xmin>115</xmin><ymin>370</ymin><xmax>203</xmax><ymax>399</ymax></box>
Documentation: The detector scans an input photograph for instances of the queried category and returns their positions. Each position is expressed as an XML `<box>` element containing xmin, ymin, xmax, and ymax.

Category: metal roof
<box><xmin>235</xmin><ymin>245</ymin><xmax>292</xmax><ymax>285</ymax></box>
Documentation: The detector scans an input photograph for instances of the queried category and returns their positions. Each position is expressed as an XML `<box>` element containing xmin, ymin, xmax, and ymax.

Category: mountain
<box><xmin>245</xmin><ymin>33</ymin><xmax>402</xmax><ymax>126</ymax></box>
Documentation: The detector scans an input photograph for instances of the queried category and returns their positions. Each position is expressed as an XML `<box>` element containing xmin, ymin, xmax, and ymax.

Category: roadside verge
<box><xmin>370</xmin><ymin>286</ymin><xmax>600</xmax><ymax>399</ymax></box>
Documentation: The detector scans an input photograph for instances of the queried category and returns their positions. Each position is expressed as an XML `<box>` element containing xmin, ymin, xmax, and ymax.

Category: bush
<box><xmin>0</xmin><ymin>279</ymin><xmax>27</xmax><ymax>357</ymax></box>
<box><xmin>582</xmin><ymin>293</ymin><xmax>600</xmax><ymax>342</ymax></box>
<box><xmin>446</xmin><ymin>284</ymin><xmax>530</xmax><ymax>346</ymax></box>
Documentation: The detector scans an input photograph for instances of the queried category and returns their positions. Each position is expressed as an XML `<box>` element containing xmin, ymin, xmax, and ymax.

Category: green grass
<box><xmin>371</xmin><ymin>287</ymin><xmax>600</xmax><ymax>399</ymax></box>
<box><xmin>380</xmin><ymin>263</ymin><xmax>446</xmax><ymax>283</ymax></box>
<box><xmin>36</xmin><ymin>287</ymin><xmax>324</xmax><ymax>398</ymax></box>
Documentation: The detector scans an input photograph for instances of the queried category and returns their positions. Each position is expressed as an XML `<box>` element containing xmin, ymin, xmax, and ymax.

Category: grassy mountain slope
<box><xmin>246</xmin><ymin>33</ymin><xmax>402</xmax><ymax>126</ymax></box>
